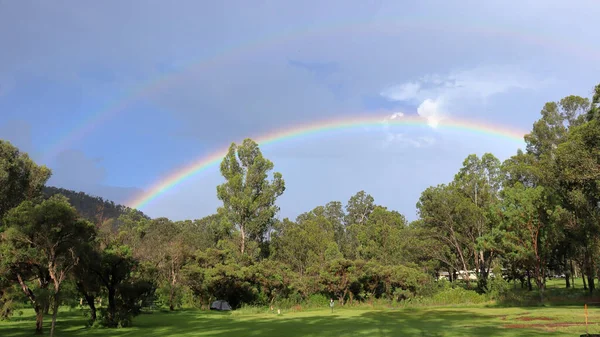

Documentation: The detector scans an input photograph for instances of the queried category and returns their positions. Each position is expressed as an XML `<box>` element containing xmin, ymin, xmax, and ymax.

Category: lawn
<box><xmin>1</xmin><ymin>305</ymin><xmax>598</xmax><ymax>337</ymax></box>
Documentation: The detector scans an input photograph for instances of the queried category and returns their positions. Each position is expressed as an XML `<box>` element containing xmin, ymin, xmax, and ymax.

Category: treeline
<box><xmin>42</xmin><ymin>186</ymin><xmax>149</xmax><ymax>225</ymax></box>
<box><xmin>0</xmin><ymin>83</ymin><xmax>599</xmax><ymax>335</ymax></box>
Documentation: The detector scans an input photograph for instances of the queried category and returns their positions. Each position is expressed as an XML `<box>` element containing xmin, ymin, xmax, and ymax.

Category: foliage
<box><xmin>2</xmin><ymin>84</ymin><xmax>600</xmax><ymax>335</ymax></box>
<box><xmin>216</xmin><ymin>139</ymin><xmax>285</xmax><ymax>256</ymax></box>
<box><xmin>0</xmin><ymin>140</ymin><xmax>51</xmax><ymax>227</ymax></box>
<box><xmin>1</xmin><ymin>195</ymin><xmax>95</xmax><ymax>336</ymax></box>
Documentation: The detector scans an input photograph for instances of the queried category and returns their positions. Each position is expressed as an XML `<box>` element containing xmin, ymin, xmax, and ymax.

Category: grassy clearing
<box><xmin>2</xmin><ymin>279</ymin><xmax>595</xmax><ymax>336</ymax></box>
<box><xmin>1</xmin><ymin>305</ymin><xmax>598</xmax><ymax>337</ymax></box>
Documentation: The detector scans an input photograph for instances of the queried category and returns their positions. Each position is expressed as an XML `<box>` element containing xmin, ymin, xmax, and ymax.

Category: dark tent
<box><xmin>210</xmin><ymin>300</ymin><xmax>232</xmax><ymax>311</ymax></box>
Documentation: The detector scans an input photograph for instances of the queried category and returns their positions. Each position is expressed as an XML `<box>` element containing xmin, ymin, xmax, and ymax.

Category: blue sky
<box><xmin>1</xmin><ymin>0</ymin><xmax>599</xmax><ymax>221</ymax></box>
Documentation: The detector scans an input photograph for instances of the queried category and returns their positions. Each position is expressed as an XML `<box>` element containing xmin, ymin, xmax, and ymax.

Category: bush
<box><xmin>305</xmin><ymin>294</ymin><xmax>330</xmax><ymax>308</ymax></box>
<box><xmin>430</xmin><ymin>287</ymin><xmax>488</xmax><ymax>305</ymax></box>
<box><xmin>98</xmin><ymin>280</ymin><xmax>156</xmax><ymax>328</ymax></box>
<box><xmin>486</xmin><ymin>275</ymin><xmax>510</xmax><ymax>301</ymax></box>
<box><xmin>155</xmin><ymin>284</ymin><xmax>185</xmax><ymax>310</ymax></box>
<box><xmin>398</xmin><ymin>282</ymin><xmax>489</xmax><ymax>307</ymax></box>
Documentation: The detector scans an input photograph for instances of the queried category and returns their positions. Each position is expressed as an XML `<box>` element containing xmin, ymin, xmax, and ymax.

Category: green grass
<box><xmin>1</xmin><ymin>304</ymin><xmax>599</xmax><ymax>336</ymax></box>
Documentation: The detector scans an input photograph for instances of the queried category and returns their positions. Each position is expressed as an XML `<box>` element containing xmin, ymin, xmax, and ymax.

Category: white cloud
<box><xmin>384</xmin><ymin>133</ymin><xmax>435</xmax><ymax>148</ymax></box>
<box><xmin>389</xmin><ymin>112</ymin><xmax>404</xmax><ymax>119</ymax></box>
<box><xmin>380</xmin><ymin>65</ymin><xmax>548</xmax><ymax>128</ymax></box>
<box><xmin>381</xmin><ymin>111</ymin><xmax>435</xmax><ymax>148</ymax></box>
<box><xmin>416</xmin><ymin>98</ymin><xmax>443</xmax><ymax>128</ymax></box>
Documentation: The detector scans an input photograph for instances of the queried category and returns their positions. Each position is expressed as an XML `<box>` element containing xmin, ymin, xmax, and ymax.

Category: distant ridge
<box><xmin>42</xmin><ymin>186</ymin><xmax>149</xmax><ymax>224</ymax></box>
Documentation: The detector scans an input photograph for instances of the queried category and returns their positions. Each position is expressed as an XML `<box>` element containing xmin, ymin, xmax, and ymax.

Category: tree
<box><xmin>319</xmin><ymin>258</ymin><xmax>360</xmax><ymax>305</ymax></box>
<box><xmin>90</xmin><ymin>217</ymin><xmax>155</xmax><ymax>327</ymax></box>
<box><xmin>72</xmin><ymin>243</ymin><xmax>101</xmax><ymax>324</ymax></box>
<box><xmin>0</xmin><ymin>140</ymin><xmax>51</xmax><ymax>225</ymax></box>
<box><xmin>140</xmin><ymin>218</ymin><xmax>192</xmax><ymax>311</ymax></box>
<box><xmin>271</xmin><ymin>216</ymin><xmax>336</xmax><ymax>275</ymax></box>
<box><xmin>216</xmin><ymin>139</ymin><xmax>285</xmax><ymax>255</ymax></box>
<box><xmin>345</xmin><ymin>191</ymin><xmax>375</xmax><ymax>226</ymax></box>
<box><xmin>0</xmin><ymin>141</ymin><xmax>51</xmax><ymax>325</ymax></box>
<box><xmin>349</xmin><ymin>206</ymin><xmax>408</xmax><ymax>264</ymax></box>
<box><xmin>416</xmin><ymin>183</ymin><xmax>472</xmax><ymax>286</ymax></box>
<box><xmin>586</xmin><ymin>84</ymin><xmax>600</xmax><ymax>121</ymax></box>
<box><xmin>525</xmin><ymin>102</ymin><xmax>568</xmax><ymax>159</ymax></box>
<box><xmin>496</xmin><ymin>183</ymin><xmax>560</xmax><ymax>301</ymax></box>
<box><xmin>517</xmin><ymin>95</ymin><xmax>590</xmax><ymax>289</ymax></box>
<box><xmin>554</xmin><ymin>118</ymin><xmax>600</xmax><ymax>293</ymax></box>
<box><xmin>188</xmin><ymin>214</ymin><xmax>231</xmax><ymax>251</ymax></box>
<box><xmin>559</xmin><ymin>95</ymin><xmax>590</xmax><ymax>127</ymax></box>
<box><xmin>453</xmin><ymin>153</ymin><xmax>502</xmax><ymax>290</ymax></box>
<box><xmin>248</xmin><ymin>260</ymin><xmax>293</xmax><ymax>306</ymax></box>
<box><xmin>2</xmin><ymin>195</ymin><xmax>95</xmax><ymax>336</ymax></box>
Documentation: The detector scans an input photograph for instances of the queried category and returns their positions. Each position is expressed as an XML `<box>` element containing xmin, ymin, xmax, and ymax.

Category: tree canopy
<box><xmin>2</xmin><ymin>84</ymin><xmax>600</xmax><ymax>334</ymax></box>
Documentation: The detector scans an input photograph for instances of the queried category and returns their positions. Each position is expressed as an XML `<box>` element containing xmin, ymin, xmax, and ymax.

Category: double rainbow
<box><xmin>41</xmin><ymin>20</ymin><xmax>597</xmax><ymax>162</ymax></box>
<box><xmin>127</xmin><ymin>114</ymin><xmax>527</xmax><ymax>210</ymax></box>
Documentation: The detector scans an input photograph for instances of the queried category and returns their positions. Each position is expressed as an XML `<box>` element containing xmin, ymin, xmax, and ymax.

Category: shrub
<box><xmin>486</xmin><ymin>275</ymin><xmax>510</xmax><ymax>301</ymax></box>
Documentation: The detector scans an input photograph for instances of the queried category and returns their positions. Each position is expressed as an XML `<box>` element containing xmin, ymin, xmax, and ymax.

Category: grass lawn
<box><xmin>1</xmin><ymin>305</ymin><xmax>599</xmax><ymax>337</ymax></box>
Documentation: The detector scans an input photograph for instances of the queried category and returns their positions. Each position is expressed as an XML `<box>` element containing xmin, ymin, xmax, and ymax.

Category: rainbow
<box><xmin>127</xmin><ymin>114</ymin><xmax>527</xmax><ymax>210</ymax></box>
<box><xmin>41</xmin><ymin>20</ymin><xmax>599</xmax><ymax>162</ymax></box>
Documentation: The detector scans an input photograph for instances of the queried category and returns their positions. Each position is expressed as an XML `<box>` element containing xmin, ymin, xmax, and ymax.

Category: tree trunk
<box><xmin>527</xmin><ymin>270</ymin><xmax>532</xmax><ymax>291</ymax></box>
<box><xmin>565</xmin><ymin>257</ymin><xmax>571</xmax><ymax>288</ymax></box>
<box><xmin>107</xmin><ymin>287</ymin><xmax>117</xmax><ymax>327</ymax></box>
<box><xmin>15</xmin><ymin>273</ymin><xmax>45</xmax><ymax>335</ymax></box>
<box><xmin>35</xmin><ymin>308</ymin><xmax>44</xmax><ymax>335</ymax></box>
<box><xmin>85</xmin><ymin>294</ymin><xmax>97</xmax><ymax>322</ymax></box>
<box><xmin>537</xmin><ymin>269</ymin><xmax>545</xmax><ymax>303</ymax></box>
<box><xmin>169</xmin><ymin>286</ymin><xmax>175</xmax><ymax>311</ymax></box>
<box><xmin>240</xmin><ymin>226</ymin><xmax>246</xmax><ymax>255</ymax></box>
<box><xmin>571</xmin><ymin>260</ymin><xmax>576</xmax><ymax>288</ymax></box>
<box><xmin>76</xmin><ymin>281</ymin><xmax>97</xmax><ymax>323</ymax></box>
<box><xmin>43</xmin><ymin>301</ymin><xmax>50</xmax><ymax>315</ymax></box>
<box><xmin>50</xmin><ymin>293</ymin><xmax>59</xmax><ymax>337</ymax></box>
<box><xmin>449</xmin><ymin>227</ymin><xmax>470</xmax><ymax>288</ymax></box>
<box><xmin>169</xmin><ymin>265</ymin><xmax>177</xmax><ymax>311</ymax></box>
<box><xmin>583</xmin><ymin>269</ymin><xmax>588</xmax><ymax>290</ymax></box>
<box><xmin>586</xmin><ymin>252</ymin><xmax>595</xmax><ymax>294</ymax></box>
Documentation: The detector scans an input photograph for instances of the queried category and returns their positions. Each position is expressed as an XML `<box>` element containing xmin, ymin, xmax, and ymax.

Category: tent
<box><xmin>210</xmin><ymin>300</ymin><xmax>232</xmax><ymax>311</ymax></box>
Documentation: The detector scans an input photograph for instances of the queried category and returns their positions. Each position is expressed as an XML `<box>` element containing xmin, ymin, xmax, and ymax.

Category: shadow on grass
<box><xmin>494</xmin><ymin>286</ymin><xmax>600</xmax><ymax>308</ymax></box>
<box><xmin>0</xmin><ymin>307</ymin><xmax>568</xmax><ymax>337</ymax></box>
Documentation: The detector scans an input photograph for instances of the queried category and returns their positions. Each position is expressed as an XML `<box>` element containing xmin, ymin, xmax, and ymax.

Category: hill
<box><xmin>42</xmin><ymin>186</ymin><xmax>149</xmax><ymax>224</ymax></box>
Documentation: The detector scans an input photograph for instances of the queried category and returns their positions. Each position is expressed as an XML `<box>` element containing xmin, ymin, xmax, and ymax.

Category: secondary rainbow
<box><xmin>41</xmin><ymin>19</ymin><xmax>598</xmax><ymax>162</ymax></box>
<box><xmin>127</xmin><ymin>114</ymin><xmax>527</xmax><ymax>210</ymax></box>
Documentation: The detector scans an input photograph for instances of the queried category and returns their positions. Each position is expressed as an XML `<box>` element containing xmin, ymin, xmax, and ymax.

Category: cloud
<box><xmin>2</xmin><ymin>0</ymin><xmax>596</xmax><ymax>223</ymax></box>
<box><xmin>384</xmin><ymin>133</ymin><xmax>435</xmax><ymax>148</ymax></box>
<box><xmin>416</xmin><ymin>99</ymin><xmax>443</xmax><ymax>128</ymax></box>
<box><xmin>380</xmin><ymin>65</ymin><xmax>549</xmax><ymax>128</ymax></box>
<box><xmin>380</xmin><ymin>111</ymin><xmax>436</xmax><ymax>148</ymax></box>
<box><xmin>388</xmin><ymin>112</ymin><xmax>404</xmax><ymax>120</ymax></box>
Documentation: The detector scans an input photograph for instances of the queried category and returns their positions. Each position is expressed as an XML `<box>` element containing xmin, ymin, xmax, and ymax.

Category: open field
<box><xmin>1</xmin><ymin>305</ymin><xmax>599</xmax><ymax>337</ymax></box>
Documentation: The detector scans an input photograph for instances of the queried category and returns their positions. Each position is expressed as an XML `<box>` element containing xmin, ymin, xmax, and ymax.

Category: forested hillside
<box><xmin>1</xmin><ymin>83</ymin><xmax>599</xmax><ymax>336</ymax></box>
<box><xmin>42</xmin><ymin>186</ymin><xmax>149</xmax><ymax>224</ymax></box>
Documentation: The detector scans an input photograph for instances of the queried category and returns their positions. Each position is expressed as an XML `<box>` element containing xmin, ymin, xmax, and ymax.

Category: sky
<box><xmin>1</xmin><ymin>0</ymin><xmax>599</xmax><ymax>222</ymax></box>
